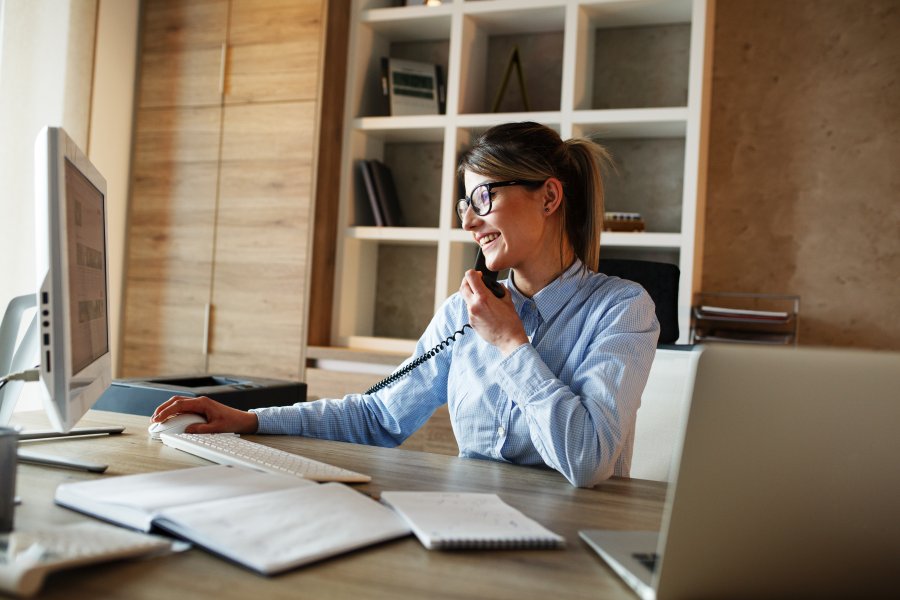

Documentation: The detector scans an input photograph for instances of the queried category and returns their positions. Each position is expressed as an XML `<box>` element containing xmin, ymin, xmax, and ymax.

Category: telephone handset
<box><xmin>364</xmin><ymin>248</ymin><xmax>504</xmax><ymax>394</ymax></box>
<box><xmin>475</xmin><ymin>248</ymin><xmax>505</xmax><ymax>298</ymax></box>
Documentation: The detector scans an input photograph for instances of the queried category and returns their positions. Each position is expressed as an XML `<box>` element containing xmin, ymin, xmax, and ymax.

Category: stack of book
<box><xmin>603</xmin><ymin>212</ymin><xmax>645</xmax><ymax>232</ymax></box>
<box><xmin>358</xmin><ymin>159</ymin><xmax>405</xmax><ymax>227</ymax></box>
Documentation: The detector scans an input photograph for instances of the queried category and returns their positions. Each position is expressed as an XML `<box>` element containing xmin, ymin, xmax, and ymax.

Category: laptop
<box><xmin>581</xmin><ymin>343</ymin><xmax>900</xmax><ymax>599</ymax></box>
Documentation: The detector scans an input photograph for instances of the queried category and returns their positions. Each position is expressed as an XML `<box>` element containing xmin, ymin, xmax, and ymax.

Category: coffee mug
<box><xmin>0</xmin><ymin>426</ymin><xmax>18</xmax><ymax>533</ymax></box>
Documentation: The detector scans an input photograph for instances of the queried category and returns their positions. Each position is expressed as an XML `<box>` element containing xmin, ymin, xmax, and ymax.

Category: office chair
<box><xmin>597</xmin><ymin>258</ymin><xmax>680</xmax><ymax>345</ymax></box>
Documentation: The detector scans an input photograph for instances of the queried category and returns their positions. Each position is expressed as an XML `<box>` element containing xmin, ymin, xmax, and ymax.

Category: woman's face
<box><xmin>461</xmin><ymin>170</ymin><xmax>550</xmax><ymax>272</ymax></box>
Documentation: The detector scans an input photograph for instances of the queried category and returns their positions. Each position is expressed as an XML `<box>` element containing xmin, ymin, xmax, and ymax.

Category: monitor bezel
<box><xmin>34</xmin><ymin>126</ymin><xmax>112</xmax><ymax>433</ymax></box>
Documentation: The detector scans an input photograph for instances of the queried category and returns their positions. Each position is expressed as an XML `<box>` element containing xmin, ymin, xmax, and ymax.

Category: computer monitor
<box><xmin>33</xmin><ymin>126</ymin><xmax>112</xmax><ymax>432</ymax></box>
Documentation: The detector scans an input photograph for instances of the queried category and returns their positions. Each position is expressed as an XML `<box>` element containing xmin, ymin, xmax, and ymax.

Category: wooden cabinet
<box><xmin>329</xmin><ymin>0</ymin><xmax>713</xmax><ymax>352</ymax></box>
<box><xmin>121</xmin><ymin>0</ymin><xmax>327</xmax><ymax>380</ymax></box>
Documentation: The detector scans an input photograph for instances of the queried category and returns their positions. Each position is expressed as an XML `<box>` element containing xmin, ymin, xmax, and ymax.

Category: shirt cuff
<box><xmin>493</xmin><ymin>343</ymin><xmax>556</xmax><ymax>406</ymax></box>
<box><xmin>250</xmin><ymin>405</ymin><xmax>303</xmax><ymax>435</ymax></box>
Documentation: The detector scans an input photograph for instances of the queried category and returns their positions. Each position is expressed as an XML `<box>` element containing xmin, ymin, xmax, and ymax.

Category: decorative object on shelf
<box><xmin>381</xmin><ymin>57</ymin><xmax>445</xmax><ymax>116</ymax></box>
<box><xmin>358</xmin><ymin>159</ymin><xmax>405</xmax><ymax>227</ymax></box>
<box><xmin>491</xmin><ymin>45</ymin><xmax>530</xmax><ymax>113</ymax></box>
<box><xmin>691</xmin><ymin>292</ymin><xmax>800</xmax><ymax>346</ymax></box>
<box><xmin>603</xmin><ymin>212</ymin><xmax>645</xmax><ymax>232</ymax></box>
<box><xmin>404</xmin><ymin>0</ymin><xmax>442</xmax><ymax>6</ymax></box>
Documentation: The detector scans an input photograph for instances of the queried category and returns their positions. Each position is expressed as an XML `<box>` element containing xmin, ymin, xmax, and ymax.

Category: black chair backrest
<box><xmin>597</xmin><ymin>258</ymin><xmax>680</xmax><ymax>345</ymax></box>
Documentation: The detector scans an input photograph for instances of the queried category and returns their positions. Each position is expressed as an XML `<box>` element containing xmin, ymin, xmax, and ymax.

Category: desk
<box><xmin>13</xmin><ymin>410</ymin><xmax>666</xmax><ymax>600</ymax></box>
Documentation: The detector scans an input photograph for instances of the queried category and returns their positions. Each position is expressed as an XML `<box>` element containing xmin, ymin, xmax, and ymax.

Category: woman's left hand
<box><xmin>460</xmin><ymin>270</ymin><xmax>529</xmax><ymax>356</ymax></box>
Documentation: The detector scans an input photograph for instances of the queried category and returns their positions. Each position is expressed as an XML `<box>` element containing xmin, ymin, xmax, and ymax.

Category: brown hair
<box><xmin>457</xmin><ymin>122</ymin><xmax>611</xmax><ymax>270</ymax></box>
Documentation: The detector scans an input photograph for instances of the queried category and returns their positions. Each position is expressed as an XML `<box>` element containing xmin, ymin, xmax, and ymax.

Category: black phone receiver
<box><xmin>475</xmin><ymin>248</ymin><xmax>505</xmax><ymax>298</ymax></box>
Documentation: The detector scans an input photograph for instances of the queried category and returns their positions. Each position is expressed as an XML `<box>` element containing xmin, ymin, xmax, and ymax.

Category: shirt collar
<box><xmin>507</xmin><ymin>258</ymin><xmax>586</xmax><ymax>324</ymax></box>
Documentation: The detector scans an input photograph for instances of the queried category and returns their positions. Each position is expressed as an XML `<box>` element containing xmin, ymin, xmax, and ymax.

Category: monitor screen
<box><xmin>64</xmin><ymin>158</ymin><xmax>109</xmax><ymax>374</ymax></box>
<box><xmin>34</xmin><ymin>127</ymin><xmax>112</xmax><ymax>432</ymax></box>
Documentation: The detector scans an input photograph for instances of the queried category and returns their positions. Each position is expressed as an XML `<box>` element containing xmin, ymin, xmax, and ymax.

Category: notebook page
<box><xmin>154</xmin><ymin>483</ymin><xmax>411</xmax><ymax>574</ymax></box>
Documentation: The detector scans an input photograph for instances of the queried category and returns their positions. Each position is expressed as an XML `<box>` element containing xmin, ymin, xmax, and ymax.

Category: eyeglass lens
<box><xmin>457</xmin><ymin>184</ymin><xmax>491</xmax><ymax>220</ymax></box>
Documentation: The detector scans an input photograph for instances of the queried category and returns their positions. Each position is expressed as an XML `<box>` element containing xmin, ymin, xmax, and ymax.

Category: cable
<box><xmin>0</xmin><ymin>368</ymin><xmax>40</xmax><ymax>386</ymax></box>
<box><xmin>365</xmin><ymin>325</ymin><xmax>472</xmax><ymax>395</ymax></box>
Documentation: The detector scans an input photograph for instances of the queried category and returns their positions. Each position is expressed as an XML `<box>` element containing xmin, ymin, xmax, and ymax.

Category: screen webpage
<box><xmin>65</xmin><ymin>158</ymin><xmax>109</xmax><ymax>374</ymax></box>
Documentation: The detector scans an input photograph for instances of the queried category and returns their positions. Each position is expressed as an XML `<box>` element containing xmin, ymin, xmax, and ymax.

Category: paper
<box><xmin>55</xmin><ymin>465</ymin><xmax>313</xmax><ymax>531</ymax></box>
<box><xmin>380</xmin><ymin>492</ymin><xmax>565</xmax><ymax>550</ymax></box>
<box><xmin>155</xmin><ymin>483</ymin><xmax>411</xmax><ymax>574</ymax></box>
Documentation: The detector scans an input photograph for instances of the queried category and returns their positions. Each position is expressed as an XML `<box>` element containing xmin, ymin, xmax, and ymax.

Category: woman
<box><xmin>152</xmin><ymin>122</ymin><xmax>659</xmax><ymax>487</ymax></box>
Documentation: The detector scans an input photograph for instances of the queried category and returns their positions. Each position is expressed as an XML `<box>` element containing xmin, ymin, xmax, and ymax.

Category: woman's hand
<box><xmin>460</xmin><ymin>269</ymin><xmax>528</xmax><ymax>356</ymax></box>
<box><xmin>150</xmin><ymin>395</ymin><xmax>259</xmax><ymax>434</ymax></box>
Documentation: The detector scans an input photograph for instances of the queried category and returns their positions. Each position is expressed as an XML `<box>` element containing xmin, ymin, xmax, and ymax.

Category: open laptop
<box><xmin>581</xmin><ymin>343</ymin><xmax>899</xmax><ymax>599</ymax></box>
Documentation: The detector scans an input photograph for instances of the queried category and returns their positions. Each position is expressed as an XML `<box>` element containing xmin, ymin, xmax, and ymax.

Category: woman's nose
<box><xmin>460</xmin><ymin>204</ymin><xmax>480</xmax><ymax>230</ymax></box>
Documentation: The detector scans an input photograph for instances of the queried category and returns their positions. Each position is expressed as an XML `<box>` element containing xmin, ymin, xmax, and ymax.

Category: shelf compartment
<box><xmin>576</xmin><ymin>130</ymin><xmax>686</xmax><ymax>234</ymax></box>
<box><xmin>349</xmin><ymin>129</ymin><xmax>445</xmax><ymax>228</ymax></box>
<box><xmin>352</xmin><ymin>14</ymin><xmax>451</xmax><ymax>118</ymax></box>
<box><xmin>336</xmin><ymin>239</ymin><xmax>438</xmax><ymax>345</ymax></box>
<box><xmin>373</xmin><ymin>243</ymin><xmax>438</xmax><ymax>339</ymax></box>
<box><xmin>575</xmin><ymin>0</ymin><xmax>693</xmax><ymax>111</ymax></box>
<box><xmin>458</xmin><ymin>6</ymin><xmax>566</xmax><ymax>114</ymax></box>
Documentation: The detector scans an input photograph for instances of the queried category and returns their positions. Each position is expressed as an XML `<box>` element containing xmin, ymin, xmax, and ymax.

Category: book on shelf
<box><xmin>380</xmin><ymin>491</ymin><xmax>565</xmax><ymax>550</ymax></box>
<box><xmin>358</xmin><ymin>160</ymin><xmax>385</xmax><ymax>226</ymax></box>
<box><xmin>55</xmin><ymin>465</ymin><xmax>411</xmax><ymax>575</ymax></box>
<box><xmin>381</xmin><ymin>57</ymin><xmax>444</xmax><ymax>116</ymax></box>
<box><xmin>359</xmin><ymin>159</ymin><xmax>405</xmax><ymax>227</ymax></box>
<box><xmin>603</xmin><ymin>212</ymin><xmax>645</xmax><ymax>232</ymax></box>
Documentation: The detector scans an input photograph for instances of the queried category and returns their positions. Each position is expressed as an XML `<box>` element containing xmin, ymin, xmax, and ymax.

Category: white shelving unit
<box><xmin>333</xmin><ymin>0</ymin><xmax>712</xmax><ymax>352</ymax></box>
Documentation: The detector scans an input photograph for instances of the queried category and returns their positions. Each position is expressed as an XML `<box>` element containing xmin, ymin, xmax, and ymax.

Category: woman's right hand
<box><xmin>150</xmin><ymin>395</ymin><xmax>259</xmax><ymax>435</ymax></box>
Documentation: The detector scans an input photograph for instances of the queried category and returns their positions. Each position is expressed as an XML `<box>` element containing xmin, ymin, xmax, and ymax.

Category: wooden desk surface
<box><xmin>12</xmin><ymin>410</ymin><xmax>666</xmax><ymax>600</ymax></box>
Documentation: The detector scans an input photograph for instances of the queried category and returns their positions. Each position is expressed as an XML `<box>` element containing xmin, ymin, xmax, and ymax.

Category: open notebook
<box><xmin>56</xmin><ymin>465</ymin><xmax>410</xmax><ymax>575</ymax></box>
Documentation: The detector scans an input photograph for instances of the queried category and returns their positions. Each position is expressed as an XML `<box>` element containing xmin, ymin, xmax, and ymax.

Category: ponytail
<box><xmin>564</xmin><ymin>139</ymin><xmax>611</xmax><ymax>270</ymax></box>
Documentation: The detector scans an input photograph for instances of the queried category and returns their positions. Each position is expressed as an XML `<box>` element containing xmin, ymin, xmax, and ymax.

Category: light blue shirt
<box><xmin>253</xmin><ymin>259</ymin><xmax>659</xmax><ymax>487</ymax></box>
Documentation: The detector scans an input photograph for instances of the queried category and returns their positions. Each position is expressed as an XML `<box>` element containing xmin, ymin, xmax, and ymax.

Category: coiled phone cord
<box><xmin>364</xmin><ymin>325</ymin><xmax>472</xmax><ymax>395</ymax></box>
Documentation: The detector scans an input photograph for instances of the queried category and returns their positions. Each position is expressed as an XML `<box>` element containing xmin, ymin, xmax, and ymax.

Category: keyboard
<box><xmin>0</xmin><ymin>521</ymin><xmax>173</xmax><ymax>597</ymax></box>
<box><xmin>160</xmin><ymin>433</ymin><xmax>371</xmax><ymax>483</ymax></box>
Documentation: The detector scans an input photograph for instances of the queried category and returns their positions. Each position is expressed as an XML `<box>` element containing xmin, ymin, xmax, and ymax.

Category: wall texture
<box><xmin>703</xmin><ymin>0</ymin><xmax>900</xmax><ymax>349</ymax></box>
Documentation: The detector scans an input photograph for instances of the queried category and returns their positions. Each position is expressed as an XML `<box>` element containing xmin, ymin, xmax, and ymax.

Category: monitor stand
<box><xmin>1</xmin><ymin>294</ymin><xmax>121</xmax><ymax>473</ymax></box>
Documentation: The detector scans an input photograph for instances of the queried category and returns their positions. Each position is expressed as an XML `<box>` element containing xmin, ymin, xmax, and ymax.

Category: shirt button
<box><xmin>497</xmin><ymin>426</ymin><xmax>505</xmax><ymax>437</ymax></box>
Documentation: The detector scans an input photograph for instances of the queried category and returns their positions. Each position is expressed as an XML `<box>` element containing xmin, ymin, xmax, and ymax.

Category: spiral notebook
<box><xmin>380</xmin><ymin>491</ymin><xmax>565</xmax><ymax>550</ymax></box>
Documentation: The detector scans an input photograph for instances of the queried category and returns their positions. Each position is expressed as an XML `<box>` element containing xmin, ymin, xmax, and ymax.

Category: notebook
<box><xmin>55</xmin><ymin>465</ymin><xmax>411</xmax><ymax>575</ymax></box>
<box><xmin>580</xmin><ymin>344</ymin><xmax>900</xmax><ymax>600</ymax></box>
<box><xmin>381</xmin><ymin>491</ymin><xmax>564</xmax><ymax>550</ymax></box>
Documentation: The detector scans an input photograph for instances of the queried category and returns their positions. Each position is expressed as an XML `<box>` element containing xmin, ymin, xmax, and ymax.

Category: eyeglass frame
<box><xmin>456</xmin><ymin>180</ymin><xmax>545</xmax><ymax>222</ymax></box>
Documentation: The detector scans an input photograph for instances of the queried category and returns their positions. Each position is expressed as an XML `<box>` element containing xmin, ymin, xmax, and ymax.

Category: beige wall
<box><xmin>703</xmin><ymin>0</ymin><xmax>900</xmax><ymax>350</ymax></box>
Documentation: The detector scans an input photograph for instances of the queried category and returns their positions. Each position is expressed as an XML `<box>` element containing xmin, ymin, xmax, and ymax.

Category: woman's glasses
<box><xmin>456</xmin><ymin>180</ymin><xmax>543</xmax><ymax>222</ymax></box>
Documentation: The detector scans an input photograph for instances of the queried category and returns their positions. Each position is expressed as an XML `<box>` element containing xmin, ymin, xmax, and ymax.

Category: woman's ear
<box><xmin>542</xmin><ymin>178</ymin><xmax>564</xmax><ymax>216</ymax></box>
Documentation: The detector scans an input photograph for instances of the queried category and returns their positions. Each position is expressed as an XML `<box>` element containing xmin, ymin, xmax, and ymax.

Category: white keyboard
<box><xmin>160</xmin><ymin>433</ymin><xmax>371</xmax><ymax>483</ymax></box>
<box><xmin>0</xmin><ymin>522</ymin><xmax>173</xmax><ymax>597</ymax></box>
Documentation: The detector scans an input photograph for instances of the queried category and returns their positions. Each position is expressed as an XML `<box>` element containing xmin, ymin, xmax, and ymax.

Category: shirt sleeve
<box><xmin>250</xmin><ymin>298</ymin><xmax>463</xmax><ymax>447</ymax></box>
<box><xmin>492</xmin><ymin>285</ymin><xmax>659</xmax><ymax>487</ymax></box>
